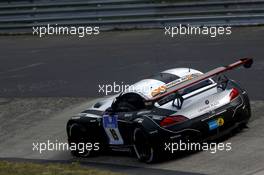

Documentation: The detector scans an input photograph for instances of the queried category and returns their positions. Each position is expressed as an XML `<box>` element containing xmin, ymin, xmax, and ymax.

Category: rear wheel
<box><xmin>133</xmin><ymin>128</ymin><xmax>157</xmax><ymax>163</ymax></box>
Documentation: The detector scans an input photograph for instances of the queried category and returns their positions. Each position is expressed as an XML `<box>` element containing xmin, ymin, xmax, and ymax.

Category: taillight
<box><xmin>229</xmin><ymin>88</ymin><xmax>239</xmax><ymax>101</ymax></box>
<box><xmin>160</xmin><ymin>115</ymin><xmax>188</xmax><ymax>127</ymax></box>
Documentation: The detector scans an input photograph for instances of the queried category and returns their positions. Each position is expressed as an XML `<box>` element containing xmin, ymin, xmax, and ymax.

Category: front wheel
<box><xmin>133</xmin><ymin>128</ymin><xmax>158</xmax><ymax>163</ymax></box>
<box><xmin>68</xmin><ymin>123</ymin><xmax>99</xmax><ymax>157</ymax></box>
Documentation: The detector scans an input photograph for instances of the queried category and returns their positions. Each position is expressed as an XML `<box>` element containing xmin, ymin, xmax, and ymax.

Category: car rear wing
<box><xmin>147</xmin><ymin>58</ymin><xmax>253</xmax><ymax>103</ymax></box>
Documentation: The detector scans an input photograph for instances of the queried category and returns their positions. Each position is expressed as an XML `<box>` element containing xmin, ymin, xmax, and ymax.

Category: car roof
<box><xmin>123</xmin><ymin>68</ymin><xmax>204</xmax><ymax>100</ymax></box>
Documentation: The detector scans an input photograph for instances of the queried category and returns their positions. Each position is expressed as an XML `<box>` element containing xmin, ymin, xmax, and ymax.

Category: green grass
<box><xmin>0</xmin><ymin>161</ymin><xmax>123</xmax><ymax>175</ymax></box>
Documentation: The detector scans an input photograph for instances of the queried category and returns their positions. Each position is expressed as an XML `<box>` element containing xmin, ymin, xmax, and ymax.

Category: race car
<box><xmin>66</xmin><ymin>58</ymin><xmax>253</xmax><ymax>163</ymax></box>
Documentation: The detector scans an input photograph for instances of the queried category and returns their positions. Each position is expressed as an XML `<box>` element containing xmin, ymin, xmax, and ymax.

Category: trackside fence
<box><xmin>0</xmin><ymin>0</ymin><xmax>264</xmax><ymax>34</ymax></box>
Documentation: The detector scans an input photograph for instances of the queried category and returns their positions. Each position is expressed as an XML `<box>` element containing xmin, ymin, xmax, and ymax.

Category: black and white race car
<box><xmin>66</xmin><ymin>58</ymin><xmax>253</xmax><ymax>163</ymax></box>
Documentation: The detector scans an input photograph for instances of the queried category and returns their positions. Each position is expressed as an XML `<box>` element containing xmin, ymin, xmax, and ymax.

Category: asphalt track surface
<box><xmin>0</xmin><ymin>27</ymin><xmax>263</xmax><ymax>99</ymax></box>
<box><xmin>0</xmin><ymin>98</ymin><xmax>263</xmax><ymax>175</ymax></box>
<box><xmin>0</xmin><ymin>27</ymin><xmax>264</xmax><ymax>175</ymax></box>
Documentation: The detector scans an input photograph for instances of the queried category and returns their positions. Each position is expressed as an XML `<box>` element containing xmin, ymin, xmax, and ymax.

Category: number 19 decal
<box><xmin>103</xmin><ymin>115</ymin><xmax>124</xmax><ymax>145</ymax></box>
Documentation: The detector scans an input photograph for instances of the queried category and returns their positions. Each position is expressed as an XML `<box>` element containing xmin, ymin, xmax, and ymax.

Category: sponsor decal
<box><xmin>208</xmin><ymin>117</ymin><xmax>224</xmax><ymax>130</ymax></box>
<box><xmin>103</xmin><ymin>115</ymin><xmax>124</xmax><ymax>145</ymax></box>
<box><xmin>217</xmin><ymin>117</ymin><xmax>225</xmax><ymax>126</ymax></box>
<box><xmin>151</xmin><ymin>73</ymin><xmax>201</xmax><ymax>97</ymax></box>
<box><xmin>151</xmin><ymin>85</ymin><xmax>167</xmax><ymax>97</ymax></box>
<box><xmin>199</xmin><ymin>101</ymin><xmax>220</xmax><ymax>113</ymax></box>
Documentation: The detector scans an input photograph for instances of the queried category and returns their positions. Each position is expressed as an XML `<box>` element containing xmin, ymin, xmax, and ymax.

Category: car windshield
<box><xmin>180</xmin><ymin>79</ymin><xmax>213</xmax><ymax>96</ymax></box>
<box><xmin>157</xmin><ymin>79</ymin><xmax>213</xmax><ymax>106</ymax></box>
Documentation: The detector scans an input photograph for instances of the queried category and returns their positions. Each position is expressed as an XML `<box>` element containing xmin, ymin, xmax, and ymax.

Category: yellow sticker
<box><xmin>217</xmin><ymin>118</ymin><xmax>224</xmax><ymax>126</ymax></box>
<box><xmin>151</xmin><ymin>85</ymin><xmax>167</xmax><ymax>97</ymax></box>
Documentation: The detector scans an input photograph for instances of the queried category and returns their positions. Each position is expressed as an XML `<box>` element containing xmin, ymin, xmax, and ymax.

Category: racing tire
<box><xmin>133</xmin><ymin>128</ymin><xmax>158</xmax><ymax>163</ymax></box>
<box><xmin>68</xmin><ymin>123</ymin><xmax>99</xmax><ymax>158</ymax></box>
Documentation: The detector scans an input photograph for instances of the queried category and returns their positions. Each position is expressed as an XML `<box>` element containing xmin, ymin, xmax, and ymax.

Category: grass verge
<box><xmin>0</xmin><ymin>161</ymin><xmax>123</xmax><ymax>175</ymax></box>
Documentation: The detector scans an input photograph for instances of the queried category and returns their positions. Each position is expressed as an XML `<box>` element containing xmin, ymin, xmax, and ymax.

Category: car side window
<box><xmin>113</xmin><ymin>93</ymin><xmax>145</xmax><ymax>112</ymax></box>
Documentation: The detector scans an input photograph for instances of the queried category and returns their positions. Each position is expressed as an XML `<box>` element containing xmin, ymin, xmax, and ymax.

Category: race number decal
<box><xmin>103</xmin><ymin>115</ymin><xmax>124</xmax><ymax>145</ymax></box>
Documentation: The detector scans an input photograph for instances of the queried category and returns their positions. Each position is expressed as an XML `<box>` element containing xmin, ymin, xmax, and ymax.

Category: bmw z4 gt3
<box><xmin>67</xmin><ymin>58</ymin><xmax>253</xmax><ymax>163</ymax></box>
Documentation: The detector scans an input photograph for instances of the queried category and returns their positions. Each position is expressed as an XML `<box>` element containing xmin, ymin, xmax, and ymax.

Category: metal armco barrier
<box><xmin>0</xmin><ymin>0</ymin><xmax>264</xmax><ymax>34</ymax></box>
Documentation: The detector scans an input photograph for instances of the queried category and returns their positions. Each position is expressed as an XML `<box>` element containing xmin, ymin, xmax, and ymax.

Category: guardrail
<box><xmin>0</xmin><ymin>0</ymin><xmax>264</xmax><ymax>34</ymax></box>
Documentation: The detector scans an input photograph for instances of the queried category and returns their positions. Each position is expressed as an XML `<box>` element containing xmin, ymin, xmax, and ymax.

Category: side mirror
<box><xmin>110</xmin><ymin>99</ymin><xmax>118</xmax><ymax>112</ymax></box>
<box><xmin>110</xmin><ymin>94</ymin><xmax>122</xmax><ymax>112</ymax></box>
<box><xmin>106</xmin><ymin>99</ymin><xmax>118</xmax><ymax>115</ymax></box>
